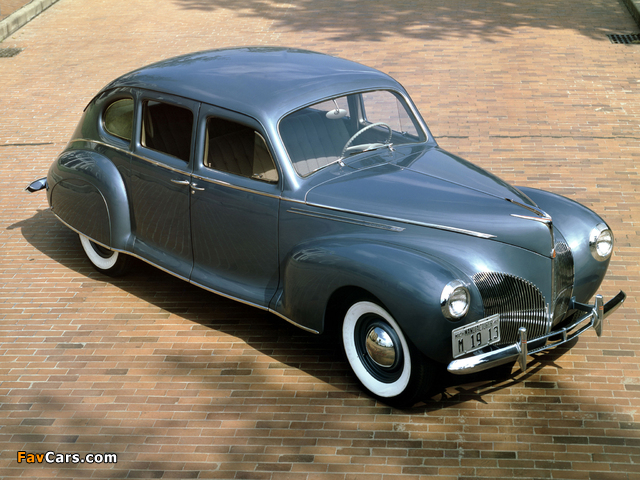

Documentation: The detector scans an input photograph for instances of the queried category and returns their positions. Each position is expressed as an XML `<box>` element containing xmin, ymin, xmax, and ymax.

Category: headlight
<box><xmin>441</xmin><ymin>280</ymin><xmax>470</xmax><ymax>320</ymax></box>
<box><xmin>589</xmin><ymin>223</ymin><xmax>613</xmax><ymax>261</ymax></box>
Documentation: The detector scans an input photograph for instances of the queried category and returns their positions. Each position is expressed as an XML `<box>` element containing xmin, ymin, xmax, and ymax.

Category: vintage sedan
<box><xmin>28</xmin><ymin>47</ymin><xmax>625</xmax><ymax>407</ymax></box>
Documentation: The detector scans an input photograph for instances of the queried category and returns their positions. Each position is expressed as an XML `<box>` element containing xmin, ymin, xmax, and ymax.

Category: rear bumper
<box><xmin>447</xmin><ymin>290</ymin><xmax>626</xmax><ymax>375</ymax></box>
<box><xmin>25</xmin><ymin>177</ymin><xmax>47</xmax><ymax>193</ymax></box>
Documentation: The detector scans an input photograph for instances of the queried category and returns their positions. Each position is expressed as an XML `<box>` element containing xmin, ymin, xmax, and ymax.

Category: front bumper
<box><xmin>447</xmin><ymin>290</ymin><xmax>626</xmax><ymax>375</ymax></box>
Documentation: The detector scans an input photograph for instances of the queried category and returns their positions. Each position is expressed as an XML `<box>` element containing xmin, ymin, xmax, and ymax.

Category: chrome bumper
<box><xmin>447</xmin><ymin>290</ymin><xmax>626</xmax><ymax>375</ymax></box>
<box><xmin>25</xmin><ymin>177</ymin><xmax>47</xmax><ymax>193</ymax></box>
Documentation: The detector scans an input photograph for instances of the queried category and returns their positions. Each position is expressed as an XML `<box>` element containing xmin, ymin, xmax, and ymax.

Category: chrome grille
<box><xmin>472</xmin><ymin>272</ymin><xmax>547</xmax><ymax>345</ymax></box>
<box><xmin>551</xmin><ymin>238</ymin><xmax>574</xmax><ymax>326</ymax></box>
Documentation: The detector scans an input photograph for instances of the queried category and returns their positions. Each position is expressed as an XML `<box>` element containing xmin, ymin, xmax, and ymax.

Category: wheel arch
<box><xmin>323</xmin><ymin>285</ymin><xmax>384</xmax><ymax>336</ymax></box>
<box><xmin>272</xmin><ymin>238</ymin><xmax>484</xmax><ymax>363</ymax></box>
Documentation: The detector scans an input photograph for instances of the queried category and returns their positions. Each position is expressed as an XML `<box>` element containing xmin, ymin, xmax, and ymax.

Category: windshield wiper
<box><xmin>341</xmin><ymin>142</ymin><xmax>394</xmax><ymax>159</ymax></box>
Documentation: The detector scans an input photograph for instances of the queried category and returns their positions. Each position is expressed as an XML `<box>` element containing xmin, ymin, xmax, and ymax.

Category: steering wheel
<box><xmin>341</xmin><ymin>122</ymin><xmax>392</xmax><ymax>157</ymax></box>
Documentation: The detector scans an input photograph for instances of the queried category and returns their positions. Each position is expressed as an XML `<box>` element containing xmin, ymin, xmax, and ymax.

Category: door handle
<box><xmin>190</xmin><ymin>184</ymin><xmax>205</xmax><ymax>191</ymax></box>
<box><xmin>171</xmin><ymin>179</ymin><xmax>190</xmax><ymax>185</ymax></box>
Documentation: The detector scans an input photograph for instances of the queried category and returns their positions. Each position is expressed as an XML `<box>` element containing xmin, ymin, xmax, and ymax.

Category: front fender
<box><xmin>48</xmin><ymin>148</ymin><xmax>132</xmax><ymax>249</ymax></box>
<box><xmin>517</xmin><ymin>186</ymin><xmax>612</xmax><ymax>302</ymax></box>
<box><xmin>272</xmin><ymin>238</ymin><xmax>484</xmax><ymax>363</ymax></box>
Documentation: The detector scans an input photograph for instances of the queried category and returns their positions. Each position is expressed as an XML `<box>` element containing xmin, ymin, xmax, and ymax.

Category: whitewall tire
<box><xmin>79</xmin><ymin>234</ymin><xmax>131</xmax><ymax>276</ymax></box>
<box><xmin>342</xmin><ymin>300</ymin><xmax>434</xmax><ymax>407</ymax></box>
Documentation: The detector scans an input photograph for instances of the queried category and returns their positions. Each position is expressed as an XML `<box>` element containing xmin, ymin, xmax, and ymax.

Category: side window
<box><xmin>141</xmin><ymin>100</ymin><xmax>193</xmax><ymax>162</ymax></box>
<box><xmin>204</xmin><ymin>117</ymin><xmax>278</xmax><ymax>183</ymax></box>
<box><xmin>103</xmin><ymin>98</ymin><xmax>134</xmax><ymax>141</ymax></box>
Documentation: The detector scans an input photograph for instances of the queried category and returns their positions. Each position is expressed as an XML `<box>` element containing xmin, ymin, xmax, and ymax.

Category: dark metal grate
<box><xmin>0</xmin><ymin>48</ymin><xmax>23</xmax><ymax>57</ymax></box>
<box><xmin>607</xmin><ymin>34</ymin><xmax>640</xmax><ymax>44</ymax></box>
<box><xmin>551</xmin><ymin>237</ymin><xmax>574</xmax><ymax>326</ymax></box>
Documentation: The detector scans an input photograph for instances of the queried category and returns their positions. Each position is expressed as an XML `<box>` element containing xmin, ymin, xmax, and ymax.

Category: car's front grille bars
<box><xmin>473</xmin><ymin>233</ymin><xmax>575</xmax><ymax>345</ymax></box>
<box><xmin>473</xmin><ymin>271</ymin><xmax>548</xmax><ymax>345</ymax></box>
<box><xmin>551</xmin><ymin>237</ymin><xmax>575</xmax><ymax>327</ymax></box>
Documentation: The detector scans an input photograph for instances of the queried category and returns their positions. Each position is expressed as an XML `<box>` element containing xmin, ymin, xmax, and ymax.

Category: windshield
<box><xmin>279</xmin><ymin>90</ymin><xmax>427</xmax><ymax>177</ymax></box>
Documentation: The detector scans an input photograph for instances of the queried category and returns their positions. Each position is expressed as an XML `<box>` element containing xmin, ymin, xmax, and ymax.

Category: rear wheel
<box><xmin>342</xmin><ymin>300</ymin><xmax>434</xmax><ymax>407</ymax></box>
<box><xmin>79</xmin><ymin>234</ymin><xmax>131</xmax><ymax>276</ymax></box>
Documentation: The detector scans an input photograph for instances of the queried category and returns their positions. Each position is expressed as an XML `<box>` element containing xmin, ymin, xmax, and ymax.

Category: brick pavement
<box><xmin>1</xmin><ymin>0</ymin><xmax>639</xmax><ymax>478</ymax></box>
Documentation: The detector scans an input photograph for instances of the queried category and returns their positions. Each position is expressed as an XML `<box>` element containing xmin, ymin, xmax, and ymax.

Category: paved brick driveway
<box><xmin>1</xmin><ymin>0</ymin><xmax>639</xmax><ymax>478</ymax></box>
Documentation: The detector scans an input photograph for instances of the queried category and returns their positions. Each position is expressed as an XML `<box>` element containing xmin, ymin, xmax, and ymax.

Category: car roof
<box><xmin>99</xmin><ymin>47</ymin><xmax>405</xmax><ymax>122</ymax></box>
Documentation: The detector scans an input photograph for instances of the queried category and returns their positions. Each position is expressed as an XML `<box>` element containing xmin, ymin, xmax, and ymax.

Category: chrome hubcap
<box><xmin>354</xmin><ymin>314</ymin><xmax>404</xmax><ymax>383</ymax></box>
<box><xmin>366</xmin><ymin>326</ymin><xmax>396</xmax><ymax>367</ymax></box>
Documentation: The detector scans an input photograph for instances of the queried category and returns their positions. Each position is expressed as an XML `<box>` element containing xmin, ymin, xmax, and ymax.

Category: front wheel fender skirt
<box><xmin>273</xmin><ymin>239</ymin><xmax>483</xmax><ymax>363</ymax></box>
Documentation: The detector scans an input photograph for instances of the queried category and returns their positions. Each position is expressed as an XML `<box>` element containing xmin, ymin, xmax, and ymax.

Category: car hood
<box><xmin>396</xmin><ymin>146</ymin><xmax>537</xmax><ymax>205</ymax></box>
<box><xmin>304</xmin><ymin>147</ymin><xmax>554</xmax><ymax>257</ymax></box>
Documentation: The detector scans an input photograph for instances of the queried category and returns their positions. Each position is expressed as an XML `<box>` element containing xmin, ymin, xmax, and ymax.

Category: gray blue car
<box><xmin>27</xmin><ymin>47</ymin><xmax>625</xmax><ymax>407</ymax></box>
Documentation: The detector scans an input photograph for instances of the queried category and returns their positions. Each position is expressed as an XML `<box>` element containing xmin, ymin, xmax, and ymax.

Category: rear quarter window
<box><xmin>103</xmin><ymin>98</ymin><xmax>134</xmax><ymax>141</ymax></box>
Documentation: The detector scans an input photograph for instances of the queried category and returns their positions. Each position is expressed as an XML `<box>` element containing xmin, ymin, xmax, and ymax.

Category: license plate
<box><xmin>452</xmin><ymin>314</ymin><xmax>501</xmax><ymax>358</ymax></box>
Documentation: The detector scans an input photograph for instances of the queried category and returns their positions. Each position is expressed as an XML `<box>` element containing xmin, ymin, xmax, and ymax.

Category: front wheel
<box><xmin>79</xmin><ymin>234</ymin><xmax>131</xmax><ymax>276</ymax></box>
<box><xmin>342</xmin><ymin>300</ymin><xmax>434</xmax><ymax>407</ymax></box>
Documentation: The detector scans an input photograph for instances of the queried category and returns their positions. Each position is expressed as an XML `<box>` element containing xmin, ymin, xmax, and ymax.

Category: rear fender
<box><xmin>272</xmin><ymin>238</ymin><xmax>483</xmax><ymax>363</ymax></box>
<box><xmin>48</xmin><ymin>149</ymin><xmax>132</xmax><ymax>249</ymax></box>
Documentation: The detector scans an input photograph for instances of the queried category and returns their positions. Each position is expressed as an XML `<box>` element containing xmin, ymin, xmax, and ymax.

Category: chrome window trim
<box><xmin>68</xmin><ymin>139</ymin><xmax>191</xmax><ymax>176</ymax></box>
<box><xmin>191</xmin><ymin>173</ymin><xmax>281</xmax><ymax>199</ymax></box>
<box><xmin>68</xmin><ymin>139</ymin><xmax>282</xmax><ymax>199</ymax></box>
<box><xmin>129</xmin><ymin>153</ymin><xmax>190</xmax><ymax>175</ymax></box>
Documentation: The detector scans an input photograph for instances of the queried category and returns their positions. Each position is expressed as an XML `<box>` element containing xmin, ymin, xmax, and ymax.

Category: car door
<box><xmin>189</xmin><ymin>105</ymin><xmax>281</xmax><ymax>307</ymax></box>
<box><xmin>129</xmin><ymin>92</ymin><xmax>199</xmax><ymax>279</ymax></box>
